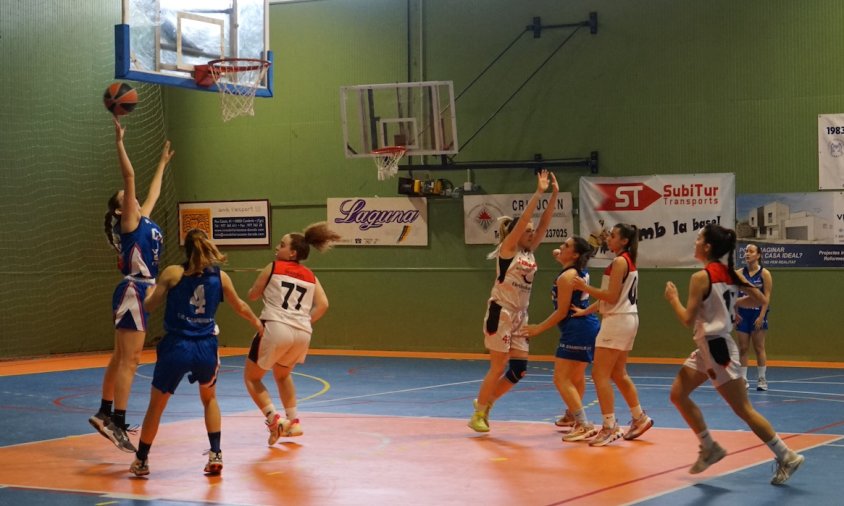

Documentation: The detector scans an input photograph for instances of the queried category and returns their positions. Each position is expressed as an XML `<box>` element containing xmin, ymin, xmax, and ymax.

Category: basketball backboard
<box><xmin>115</xmin><ymin>0</ymin><xmax>273</xmax><ymax>97</ymax></box>
<box><xmin>340</xmin><ymin>81</ymin><xmax>459</xmax><ymax>158</ymax></box>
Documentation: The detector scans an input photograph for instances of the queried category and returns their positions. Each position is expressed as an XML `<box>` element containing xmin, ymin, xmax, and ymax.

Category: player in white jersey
<box><xmin>665</xmin><ymin>224</ymin><xmax>804</xmax><ymax>485</ymax></box>
<box><xmin>90</xmin><ymin>117</ymin><xmax>174</xmax><ymax>453</ymax></box>
<box><xmin>468</xmin><ymin>170</ymin><xmax>559</xmax><ymax>433</ymax></box>
<box><xmin>572</xmin><ymin>223</ymin><xmax>653</xmax><ymax>446</ymax></box>
<box><xmin>735</xmin><ymin>243</ymin><xmax>773</xmax><ymax>391</ymax></box>
<box><xmin>243</xmin><ymin>222</ymin><xmax>340</xmax><ymax>444</ymax></box>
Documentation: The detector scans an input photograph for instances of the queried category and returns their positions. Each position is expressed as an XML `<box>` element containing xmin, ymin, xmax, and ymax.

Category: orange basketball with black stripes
<box><xmin>103</xmin><ymin>82</ymin><xmax>138</xmax><ymax>116</ymax></box>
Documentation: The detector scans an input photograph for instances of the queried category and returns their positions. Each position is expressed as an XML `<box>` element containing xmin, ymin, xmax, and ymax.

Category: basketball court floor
<box><xmin>0</xmin><ymin>350</ymin><xmax>841</xmax><ymax>505</ymax></box>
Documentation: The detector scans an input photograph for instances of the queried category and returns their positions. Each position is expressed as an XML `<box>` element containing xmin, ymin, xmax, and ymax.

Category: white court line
<box><xmin>302</xmin><ymin>379</ymin><xmax>482</xmax><ymax>406</ymax></box>
<box><xmin>622</xmin><ymin>434</ymin><xmax>844</xmax><ymax>506</ymax></box>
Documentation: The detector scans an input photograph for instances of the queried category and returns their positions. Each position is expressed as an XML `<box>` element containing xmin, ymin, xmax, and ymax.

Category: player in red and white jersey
<box><xmin>468</xmin><ymin>169</ymin><xmax>558</xmax><ymax>433</ymax></box>
<box><xmin>665</xmin><ymin>224</ymin><xmax>804</xmax><ymax>485</ymax></box>
<box><xmin>572</xmin><ymin>223</ymin><xmax>653</xmax><ymax>446</ymax></box>
<box><xmin>243</xmin><ymin>222</ymin><xmax>340</xmax><ymax>444</ymax></box>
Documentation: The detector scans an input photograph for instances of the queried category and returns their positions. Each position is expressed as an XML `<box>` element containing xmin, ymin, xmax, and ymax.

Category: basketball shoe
<box><xmin>771</xmin><ymin>452</ymin><xmax>804</xmax><ymax>485</ymax></box>
<box><xmin>689</xmin><ymin>442</ymin><xmax>727</xmax><ymax>474</ymax></box>
<box><xmin>103</xmin><ymin>419</ymin><xmax>137</xmax><ymax>453</ymax></box>
<box><xmin>555</xmin><ymin>410</ymin><xmax>576</xmax><ymax>428</ymax></box>
<box><xmin>129</xmin><ymin>457</ymin><xmax>149</xmax><ymax>477</ymax></box>
<box><xmin>562</xmin><ymin>423</ymin><xmax>598</xmax><ymax>442</ymax></box>
<box><xmin>588</xmin><ymin>423</ymin><xmax>624</xmax><ymax>447</ymax></box>
<box><xmin>623</xmin><ymin>412</ymin><xmax>654</xmax><ymax>440</ymax></box>
<box><xmin>204</xmin><ymin>451</ymin><xmax>223</xmax><ymax>475</ymax></box>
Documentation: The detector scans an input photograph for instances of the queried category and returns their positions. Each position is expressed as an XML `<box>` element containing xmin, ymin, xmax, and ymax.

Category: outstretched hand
<box><xmin>549</xmin><ymin>172</ymin><xmax>559</xmax><ymax>193</ymax></box>
<box><xmin>112</xmin><ymin>115</ymin><xmax>125</xmax><ymax>143</ymax></box>
<box><xmin>160</xmin><ymin>140</ymin><xmax>175</xmax><ymax>165</ymax></box>
<box><xmin>536</xmin><ymin>169</ymin><xmax>550</xmax><ymax>193</ymax></box>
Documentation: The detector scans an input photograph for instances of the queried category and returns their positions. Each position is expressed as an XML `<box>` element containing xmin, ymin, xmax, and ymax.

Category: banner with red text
<box><xmin>579</xmin><ymin>174</ymin><xmax>735</xmax><ymax>267</ymax></box>
<box><xmin>327</xmin><ymin>197</ymin><xmax>428</xmax><ymax>246</ymax></box>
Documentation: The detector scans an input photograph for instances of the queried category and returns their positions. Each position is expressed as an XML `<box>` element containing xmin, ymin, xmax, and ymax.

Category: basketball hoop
<box><xmin>371</xmin><ymin>146</ymin><xmax>407</xmax><ymax>181</ymax></box>
<box><xmin>206</xmin><ymin>58</ymin><xmax>271</xmax><ymax>122</ymax></box>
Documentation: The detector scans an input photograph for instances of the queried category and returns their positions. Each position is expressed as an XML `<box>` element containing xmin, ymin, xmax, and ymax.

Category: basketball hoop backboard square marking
<box><xmin>340</xmin><ymin>81</ymin><xmax>459</xmax><ymax>158</ymax></box>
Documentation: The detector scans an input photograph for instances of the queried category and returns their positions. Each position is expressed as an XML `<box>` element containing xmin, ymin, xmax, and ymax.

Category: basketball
<box><xmin>103</xmin><ymin>82</ymin><xmax>138</xmax><ymax>116</ymax></box>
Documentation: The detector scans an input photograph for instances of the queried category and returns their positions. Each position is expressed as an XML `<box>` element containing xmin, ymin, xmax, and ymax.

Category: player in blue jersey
<box><xmin>468</xmin><ymin>170</ymin><xmax>558</xmax><ymax>433</ymax></box>
<box><xmin>525</xmin><ymin>236</ymin><xmax>600</xmax><ymax>442</ymax></box>
<box><xmin>735</xmin><ymin>243</ymin><xmax>773</xmax><ymax>391</ymax></box>
<box><xmin>90</xmin><ymin>117</ymin><xmax>175</xmax><ymax>453</ymax></box>
<box><xmin>129</xmin><ymin>229</ymin><xmax>264</xmax><ymax>477</ymax></box>
<box><xmin>665</xmin><ymin>224</ymin><xmax>803</xmax><ymax>485</ymax></box>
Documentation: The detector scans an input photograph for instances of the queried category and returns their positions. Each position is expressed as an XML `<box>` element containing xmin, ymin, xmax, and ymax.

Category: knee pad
<box><xmin>504</xmin><ymin>359</ymin><xmax>528</xmax><ymax>384</ymax></box>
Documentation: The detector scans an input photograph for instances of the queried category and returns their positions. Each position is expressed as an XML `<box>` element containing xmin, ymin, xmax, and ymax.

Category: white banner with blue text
<box><xmin>818</xmin><ymin>114</ymin><xmax>844</xmax><ymax>190</ymax></box>
<box><xmin>579</xmin><ymin>174</ymin><xmax>735</xmax><ymax>268</ymax></box>
<box><xmin>327</xmin><ymin>197</ymin><xmax>428</xmax><ymax>246</ymax></box>
<box><xmin>463</xmin><ymin>193</ymin><xmax>574</xmax><ymax>245</ymax></box>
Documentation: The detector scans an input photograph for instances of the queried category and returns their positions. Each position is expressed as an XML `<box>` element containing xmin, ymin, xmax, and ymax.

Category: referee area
<box><xmin>0</xmin><ymin>350</ymin><xmax>841</xmax><ymax>505</ymax></box>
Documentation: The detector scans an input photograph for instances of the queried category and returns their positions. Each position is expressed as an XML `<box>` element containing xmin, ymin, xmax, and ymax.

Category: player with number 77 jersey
<box><xmin>243</xmin><ymin>222</ymin><xmax>341</xmax><ymax>445</ymax></box>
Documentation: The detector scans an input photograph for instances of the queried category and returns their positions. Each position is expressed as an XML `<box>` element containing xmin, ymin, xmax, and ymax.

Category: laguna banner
<box><xmin>736</xmin><ymin>192</ymin><xmax>844</xmax><ymax>268</ymax></box>
<box><xmin>579</xmin><ymin>174</ymin><xmax>735</xmax><ymax>268</ymax></box>
<box><xmin>463</xmin><ymin>192</ymin><xmax>574</xmax><ymax>244</ymax></box>
<box><xmin>818</xmin><ymin>114</ymin><xmax>844</xmax><ymax>190</ymax></box>
<box><xmin>327</xmin><ymin>197</ymin><xmax>428</xmax><ymax>246</ymax></box>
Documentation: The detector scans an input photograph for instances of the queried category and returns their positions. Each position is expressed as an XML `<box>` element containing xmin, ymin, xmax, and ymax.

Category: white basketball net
<box><xmin>209</xmin><ymin>59</ymin><xmax>270</xmax><ymax>122</ymax></box>
<box><xmin>372</xmin><ymin>147</ymin><xmax>406</xmax><ymax>180</ymax></box>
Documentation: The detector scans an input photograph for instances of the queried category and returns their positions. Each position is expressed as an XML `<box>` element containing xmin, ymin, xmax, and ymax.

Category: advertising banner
<box><xmin>463</xmin><ymin>193</ymin><xmax>574</xmax><ymax>245</ymax></box>
<box><xmin>818</xmin><ymin>114</ymin><xmax>844</xmax><ymax>189</ymax></box>
<box><xmin>736</xmin><ymin>192</ymin><xmax>844</xmax><ymax>268</ymax></box>
<box><xmin>579</xmin><ymin>174</ymin><xmax>735</xmax><ymax>267</ymax></box>
<box><xmin>327</xmin><ymin>197</ymin><xmax>428</xmax><ymax>246</ymax></box>
<box><xmin>177</xmin><ymin>200</ymin><xmax>270</xmax><ymax>246</ymax></box>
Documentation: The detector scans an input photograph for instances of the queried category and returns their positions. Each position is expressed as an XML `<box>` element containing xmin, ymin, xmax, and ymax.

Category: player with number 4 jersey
<box><xmin>243</xmin><ymin>222</ymin><xmax>341</xmax><ymax>445</ymax></box>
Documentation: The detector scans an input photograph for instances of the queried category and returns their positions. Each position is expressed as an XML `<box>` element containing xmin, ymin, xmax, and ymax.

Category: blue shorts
<box><xmin>112</xmin><ymin>279</ymin><xmax>152</xmax><ymax>331</ymax></box>
<box><xmin>151</xmin><ymin>334</ymin><xmax>220</xmax><ymax>394</ymax></box>
<box><xmin>555</xmin><ymin>316</ymin><xmax>599</xmax><ymax>363</ymax></box>
<box><xmin>736</xmin><ymin>307</ymin><xmax>768</xmax><ymax>333</ymax></box>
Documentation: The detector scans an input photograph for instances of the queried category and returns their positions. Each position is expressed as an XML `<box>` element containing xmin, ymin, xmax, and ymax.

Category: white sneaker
<box><xmin>280</xmin><ymin>418</ymin><xmax>303</xmax><ymax>437</ymax></box>
<box><xmin>562</xmin><ymin>423</ymin><xmax>598</xmax><ymax>442</ymax></box>
<box><xmin>555</xmin><ymin>411</ymin><xmax>576</xmax><ymax>428</ymax></box>
<box><xmin>588</xmin><ymin>424</ymin><xmax>624</xmax><ymax>447</ymax></box>
<box><xmin>689</xmin><ymin>442</ymin><xmax>727</xmax><ymax>474</ymax></box>
<box><xmin>771</xmin><ymin>453</ymin><xmax>804</xmax><ymax>485</ymax></box>
<box><xmin>757</xmin><ymin>378</ymin><xmax>768</xmax><ymax>391</ymax></box>
<box><xmin>623</xmin><ymin>413</ymin><xmax>654</xmax><ymax>440</ymax></box>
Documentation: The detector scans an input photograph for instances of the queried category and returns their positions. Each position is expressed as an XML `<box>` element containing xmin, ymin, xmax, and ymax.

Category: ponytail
<box><xmin>614</xmin><ymin>223</ymin><xmax>639</xmax><ymax>265</ymax></box>
<box><xmin>103</xmin><ymin>191</ymin><xmax>121</xmax><ymax>254</ymax></box>
<box><xmin>702</xmin><ymin>224</ymin><xmax>750</xmax><ymax>288</ymax></box>
<box><xmin>487</xmin><ymin>216</ymin><xmax>517</xmax><ymax>259</ymax></box>
<box><xmin>184</xmin><ymin>229</ymin><xmax>227</xmax><ymax>274</ymax></box>
<box><xmin>289</xmin><ymin>222</ymin><xmax>341</xmax><ymax>262</ymax></box>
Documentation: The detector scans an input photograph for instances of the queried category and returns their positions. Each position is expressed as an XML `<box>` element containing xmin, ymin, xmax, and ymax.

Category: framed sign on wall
<box><xmin>178</xmin><ymin>200</ymin><xmax>271</xmax><ymax>247</ymax></box>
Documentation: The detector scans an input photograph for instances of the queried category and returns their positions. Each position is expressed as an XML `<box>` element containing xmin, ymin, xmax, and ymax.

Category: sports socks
<box><xmin>740</xmin><ymin>366</ymin><xmax>748</xmax><ymax>380</ymax></box>
<box><xmin>602</xmin><ymin>413</ymin><xmax>616</xmax><ymax>428</ymax></box>
<box><xmin>99</xmin><ymin>399</ymin><xmax>113</xmax><ymax>415</ymax></box>
<box><xmin>208</xmin><ymin>431</ymin><xmax>221</xmax><ymax>453</ymax></box>
<box><xmin>112</xmin><ymin>409</ymin><xmax>126</xmax><ymax>427</ymax></box>
<box><xmin>758</xmin><ymin>365</ymin><xmax>767</xmax><ymax>380</ymax></box>
<box><xmin>766</xmin><ymin>435</ymin><xmax>790</xmax><ymax>460</ymax></box>
<box><xmin>696</xmin><ymin>429</ymin><xmax>715</xmax><ymax>449</ymax></box>
<box><xmin>136</xmin><ymin>441</ymin><xmax>152</xmax><ymax>461</ymax></box>
<box><xmin>630</xmin><ymin>405</ymin><xmax>643</xmax><ymax>420</ymax></box>
<box><xmin>261</xmin><ymin>404</ymin><xmax>278</xmax><ymax>424</ymax></box>
<box><xmin>573</xmin><ymin>408</ymin><xmax>587</xmax><ymax>425</ymax></box>
<box><xmin>285</xmin><ymin>406</ymin><xmax>298</xmax><ymax>421</ymax></box>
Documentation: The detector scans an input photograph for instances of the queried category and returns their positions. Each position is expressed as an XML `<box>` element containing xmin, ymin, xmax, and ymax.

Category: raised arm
<box><xmin>247</xmin><ymin>263</ymin><xmax>274</xmax><ymax>301</ymax></box>
<box><xmin>220</xmin><ymin>270</ymin><xmax>264</xmax><ymax>335</ymax></box>
<box><xmin>310</xmin><ymin>278</ymin><xmax>329</xmax><ymax>324</ymax></box>
<box><xmin>528</xmin><ymin>172</ymin><xmax>559</xmax><ymax>251</ymax></box>
<box><xmin>500</xmin><ymin>170</ymin><xmax>550</xmax><ymax>258</ymax></box>
<box><xmin>113</xmin><ymin>116</ymin><xmax>141</xmax><ymax>233</ymax></box>
<box><xmin>139</xmin><ymin>139</ymin><xmax>175</xmax><ymax>218</ymax></box>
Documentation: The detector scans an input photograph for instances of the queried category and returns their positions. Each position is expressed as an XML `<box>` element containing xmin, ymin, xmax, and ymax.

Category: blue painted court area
<box><xmin>0</xmin><ymin>354</ymin><xmax>841</xmax><ymax>505</ymax></box>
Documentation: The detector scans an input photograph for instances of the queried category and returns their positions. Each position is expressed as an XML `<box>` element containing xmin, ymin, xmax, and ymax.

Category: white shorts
<box><xmin>483</xmin><ymin>300</ymin><xmax>530</xmax><ymax>354</ymax></box>
<box><xmin>249</xmin><ymin>320</ymin><xmax>311</xmax><ymax>370</ymax></box>
<box><xmin>683</xmin><ymin>334</ymin><xmax>742</xmax><ymax>388</ymax></box>
<box><xmin>595</xmin><ymin>313</ymin><xmax>638</xmax><ymax>351</ymax></box>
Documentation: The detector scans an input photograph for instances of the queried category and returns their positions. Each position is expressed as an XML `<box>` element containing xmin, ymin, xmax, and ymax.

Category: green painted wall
<box><xmin>1</xmin><ymin>0</ymin><xmax>842</xmax><ymax>361</ymax></box>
